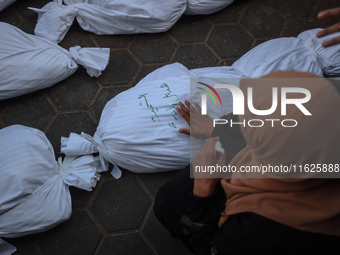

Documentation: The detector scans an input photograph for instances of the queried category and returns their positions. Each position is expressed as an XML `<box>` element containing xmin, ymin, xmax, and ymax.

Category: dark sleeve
<box><xmin>179</xmin><ymin>112</ymin><xmax>247</xmax><ymax>253</ymax></box>
<box><xmin>179</xmin><ymin>180</ymin><xmax>226</xmax><ymax>254</ymax></box>
<box><xmin>211</xmin><ymin>112</ymin><xmax>247</xmax><ymax>165</ymax></box>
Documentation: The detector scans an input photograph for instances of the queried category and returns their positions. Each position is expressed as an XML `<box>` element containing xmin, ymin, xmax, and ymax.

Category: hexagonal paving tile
<box><xmin>254</xmin><ymin>39</ymin><xmax>270</xmax><ymax>47</ymax></box>
<box><xmin>8</xmin><ymin>246</ymin><xmax>38</xmax><ymax>255</ymax></box>
<box><xmin>0</xmin><ymin>5</ymin><xmax>22</xmax><ymax>27</ymax></box>
<box><xmin>92</xmin><ymin>86</ymin><xmax>130</xmax><ymax>119</ymax></box>
<box><xmin>91</xmin><ymin>178</ymin><xmax>151</xmax><ymax>233</ymax></box>
<box><xmin>3</xmin><ymin>233</ymin><xmax>43</xmax><ymax>253</ymax></box>
<box><xmin>0</xmin><ymin>99</ymin><xmax>8</xmax><ymax>118</ymax></box>
<box><xmin>208</xmin><ymin>1</ymin><xmax>244</xmax><ymax>24</ymax></box>
<box><xmin>132</xmin><ymin>64</ymin><xmax>164</xmax><ymax>86</ymax></box>
<box><xmin>208</xmin><ymin>25</ymin><xmax>253</xmax><ymax>58</ymax></box>
<box><xmin>315</xmin><ymin>1</ymin><xmax>340</xmax><ymax>27</ymax></box>
<box><xmin>282</xmin><ymin>19</ymin><xmax>319</xmax><ymax>37</ymax></box>
<box><xmin>46</xmin><ymin>112</ymin><xmax>97</xmax><ymax>158</ymax></box>
<box><xmin>97</xmin><ymin>50</ymin><xmax>139</xmax><ymax>86</ymax></box>
<box><xmin>142</xmin><ymin>210</ymin><xmax>191</xmax><ymax>255</ymax></box>
<box><xmin>97</xmin><ymin>234</ymin><xmax>152</xmax><ymax>255</ymax></box>
<box><xmin>172</xmin><ymin>44</ymin><xmax>218</xmax><ymax>69</ymax></box>
<box><xmin>169</xmin><ymin>15</ymin><xmax>211</xmax><ymax>43</ymax></box>
<box><xmin>241</xmin><ymin>5</ymin><xmax>284</xmax><ymax>37</ymax></box>
<box><xmin>2</xmin><ymin>92</ymin><xmax>55</xmax><ymax>131</ymax></box>
<box><xmin>13</xmin><ymin>0</ymin><xmax>51</xmax><ymax>34</ymax></box>
<box><xmin>38</xmin><ymin>210</ymin><xmax>101</xmax><ymax>255</ymax></box>
<box><xmin>273</xmin><ymin>0</ymin><xmax>315</xmax><ymax>18</ymax></box>
<box><xmin>59</xmin><ymin>22</ymin><xmax>98</xmax><ymax>50</ymax></box>
<box><xmin>130</xmin><ymin>33</ymin><xmax>177</xmax><ymax>64</ymax></box>
<box><xmin>69</xmin><ymin>186</ymin><xmax>95</xmax><ymax>208</ymax></box>
<box><xmin>138</xmin><ymin>171</ymin><xmax>178</xmax><ymax>197</ymax></box>
<box><xmin>48</xmin><ymin>68</ymin><xmax>99</xmax><ymax>110</ymax></box>
<box><xmin>91</xmin><ymin>34</ymin><xmax>135</xmax><ymax>48</ymax></box>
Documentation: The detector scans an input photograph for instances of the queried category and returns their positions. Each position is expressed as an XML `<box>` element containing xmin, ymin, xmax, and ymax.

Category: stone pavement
<box><xmin>1</xmin><ymin>0</ymin><xmax>339</xmax><ymax>254</ymax></box>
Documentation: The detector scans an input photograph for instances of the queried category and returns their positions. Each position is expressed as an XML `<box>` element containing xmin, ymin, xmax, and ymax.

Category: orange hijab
<box><xmin>219</xmin><ymin>71</ymin><xmax>340</xmax><ymax>236</ymax></box>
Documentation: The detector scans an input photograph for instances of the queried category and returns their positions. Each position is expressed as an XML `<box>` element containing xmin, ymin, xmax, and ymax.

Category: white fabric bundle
<box><xmin>0</xmin><ymin>22</ymin><xmax>110</xmax><ymax>101</ymax></box>
<box><xmin>0</xmin><ymin>0</ymin><xmax>16</xmax><ymax>12</ymax></box>
<box><xmin>232</xmin><ymin>28</ymin><xmax>340</xmax><ymax>78</ymax></box>
<box><xmin>0</xmin><ymin>125</ymin><xmax>103</xmax><ymax>253</ymax></box>
<box><xmin>29</xmin><ymin>0</ymin><xmax>186</xmax><ymax>44</ymax></box>
<box><xmin>61</xmin><ymin>63</ymin><xmax>244</xmax><ymax>177</ymax></box>
<box><xmin>185</xmin><ymin>0</ymin><xmax>234</xmax><ymax>15</ymax></box>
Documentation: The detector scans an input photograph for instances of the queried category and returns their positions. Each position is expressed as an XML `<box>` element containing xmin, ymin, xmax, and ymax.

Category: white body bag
<box><xmin>0</xmin><ymin>22</ymin><xmax>110</xmax><ymax>101</ymax></box>
<box><xmin>0</xmin><ymin>125</ymin><xmax>103</xmax><ymax>254</ymax></box>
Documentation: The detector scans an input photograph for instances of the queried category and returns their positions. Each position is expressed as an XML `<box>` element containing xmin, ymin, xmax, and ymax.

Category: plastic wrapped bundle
<box><xmin>61</xmin><ymin>63</ymin><xmax>245</xmax><ymax>177</ymax></box>
<box><xmin>0</xmin><ymin>22</ymin><xmax>110</xmax><ymax>101</ymax></box>
<box><xmin>0</xmin><ymin>0</ymin><xmax>16</xmax><ymax>12</ymax></box>
<box><xmin>185</xmin><ymin>0</ymin><xmax>234</xmax><ymax>15</ymax></box>
<box><xmin>232</xmin><ymin>28</ymin><xmax>340</xmax><ymax>78</ymax></box>
<box><xmin>29</xmin><ymin>0</ymin><xmax>186</xmax><ymax>44</ymax></box>
<box><xmin>0</xmin><ymin>125</ymin><xmax>103</xmax><ymax>253</ymax></box>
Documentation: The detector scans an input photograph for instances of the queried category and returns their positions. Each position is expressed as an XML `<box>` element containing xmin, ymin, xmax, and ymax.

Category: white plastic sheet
<box><xmin>0</xmin><ymin>0</ymin><xmax>16</xmax><ymax>12</ymax></box>
<box><xmin>232</xmin><ymin>28</ymin><xmax>340</xmax><ymax>78</ymax></box>
<box><xmin>0</xmin><ymin>22</ymin><xmax>110</xmax><ymax>101</ymax></box>
<box><xmin>185</xmin><ymin>0</ymin><xmax>234</xmax><ymax>15</ymax></box>
<box><xmin>29</xmin><ymin>0</ymin><xmax>187</xmax><ymax>44</ymax></box>
<box><xmin>0</xmin><ymin>125</ymin><xmax>103</xmax><ymax>253</ymax></box>
<box><xmin>61</xmin><ymin>63</ymin><xmax>245</xmax><ymax>176</ymax></box>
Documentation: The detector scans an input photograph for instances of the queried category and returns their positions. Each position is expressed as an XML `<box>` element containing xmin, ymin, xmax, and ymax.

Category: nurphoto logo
<box><xmin>199</xmin><ymin>82</ymin><xmax>312</xmax><ymax>128</ymax></box>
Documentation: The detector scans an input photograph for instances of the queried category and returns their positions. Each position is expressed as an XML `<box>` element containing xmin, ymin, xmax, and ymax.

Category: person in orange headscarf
<box><xmin>154</xmin><ymin>71</ymin><xmax>340</xmax><ymax>254</ymax></box>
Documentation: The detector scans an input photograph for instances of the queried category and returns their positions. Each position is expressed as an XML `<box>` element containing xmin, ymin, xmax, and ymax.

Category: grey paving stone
<box><xmin>13</xmin><ymin>0</ymin><xmax>50</xmax><ymax>34</ymax></box>
<box><xmin>2</xmin><ymin>92</ymin><xmax>55</xmax><ymax>131</ymax></box>
<box><xmin>92</xmin><ymin>34</ymin><xmax>135</xmax><ymax>48</ymax></box>
<box><xmin>48</xmin><ymin>68</ymin><xmax>99</xmax><ymax>110</ymax></box>
<box><xmin>0</xmin><ymin>5</ymin><xmax>21</xmax><ymax>27</ymax></box>
<box><xmin>92</xmin><ymin>87</ymin><xmax>130</xmax><ymax>119</ymax></box>
<box><xmin>208</xmin><ymin>1</ymin><xmax>244</xmax><ymax>24</ymax></box>
<box><xmin>97</xmin><ymin>50</ymin><xmax>139</xmax><ymax>86</ymax></box>
<box><xmin>244</xmin><ymin>0</ymin><xmax>271</xmax><ymax>4</ymax></box>
<box><xmin>273</xmin><ymin>0</ymin><xmax>315</xmax><ymax>18</ymax></box>
<box><xmin>69</xmin><ymin>186</ymin><xmax>95</xmax><ymax>208</ymax></box>
<box><xmin>172</xmin><ymin>44</ymin><xmax>218</xmax><ymax>69</ymax></box>
<box><xmin>97</xmin><ymin>233</ymin><xmax>152</xmax><ymax>255</ymax></box>
<box><xmin>208</xmin><ymin>25</ymin><xmax>253</xmax><ymax>58</ymax></box>
<box><xmin>315</xmin><ymin>1</ymin><xmax>340</xmax><ymax>27</ymax></box>
<box><xmin>254</xmin><ymin>39</ymin><xmax>270</xmax><ymax>47</ymax></box>
<box><xmin>12</xmin><ymin>246</ymin><xmax>38</xmax><ymax>255</ymax></box>
<box><xmin>46</xmin><ymin>112</ymin><xmax>97</xmax><ymax>158</ymax></box>
<box><xmin>139</xmin><ymin>171</ymin><xmax>178</xmax><ymax>197</ymax></box>
<box><xmin>3</xmin><ymin>233</ymin><xmax>43</xmax><ymax>249</ymax></box>
<box><xmin>38</xmin><ymin>210</ymin><xmax>101</xmax><ymax>255</ymax></box>
<box><xmin>130</xmin><ymin>33</ymin><xmax>177</xmax><ymax>64</ymax></box>
<box><xmin>59</xmin><ymin>22</ymin><xmax>98</xmax><ymax>50</ymax></box>
<box><xmin>241</xmin><ymin>5</ymin><xmax>284</xmax><ymax>37</ymax></box>
<box><xmin>220</xmin><ymin>59</ymin><xmax>238</xmax><ymax>66</ymax></box>
<box><xmin>91</xmin><ymin>178</ymin><xmax>151</xmax><ymax>232</ymax></box>
<box><xmin>132</xmin><ymin>64</ymin><xmax>164</xmax><ymax>86</ymax></box>
<box><xmin>0</xmin><ymin>99</ymin><xmax>8</xmax><ymax>117</ymax></box>
<box><xmin>142</xmin><ymin>210</ymin><xmax>191</xmax><ymax>255</ymax></box>
<box><xmin>169</xmin><ymin>15</ymin><xmax>211</xmax><ymax>43</ymax></box>
<box><xmin>282</xmin><ymin>19</ymin><xmax>319</xmax><ymax>37</ymax></box>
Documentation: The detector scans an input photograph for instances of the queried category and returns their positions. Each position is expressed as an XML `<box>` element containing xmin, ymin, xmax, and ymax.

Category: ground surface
<box><xmin>1</xmin><ymin>0</ymin><xmax>339</xmax><ymax>254</ymax></box>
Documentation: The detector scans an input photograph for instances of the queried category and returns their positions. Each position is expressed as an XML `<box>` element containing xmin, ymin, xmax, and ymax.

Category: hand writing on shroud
<box><xmin>176</xmin><ymin>100</ymin><xmax>214</xmax><ymax>139</ymax></box>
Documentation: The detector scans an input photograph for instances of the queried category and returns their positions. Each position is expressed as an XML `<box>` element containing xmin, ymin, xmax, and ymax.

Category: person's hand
<box><xmin>192</xmin><ymin>137</ymin><xmax>226</xmax><ymax>197</ymax></box>
<box><xmin>177</xmin><ymin>100</ymin><xmax>214</xmax><ymax>139</ymax></box>
<box><xmin>317</xmin><ymin>7</ymin><xmax>340</xmax><ymax>47</ymax></box>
